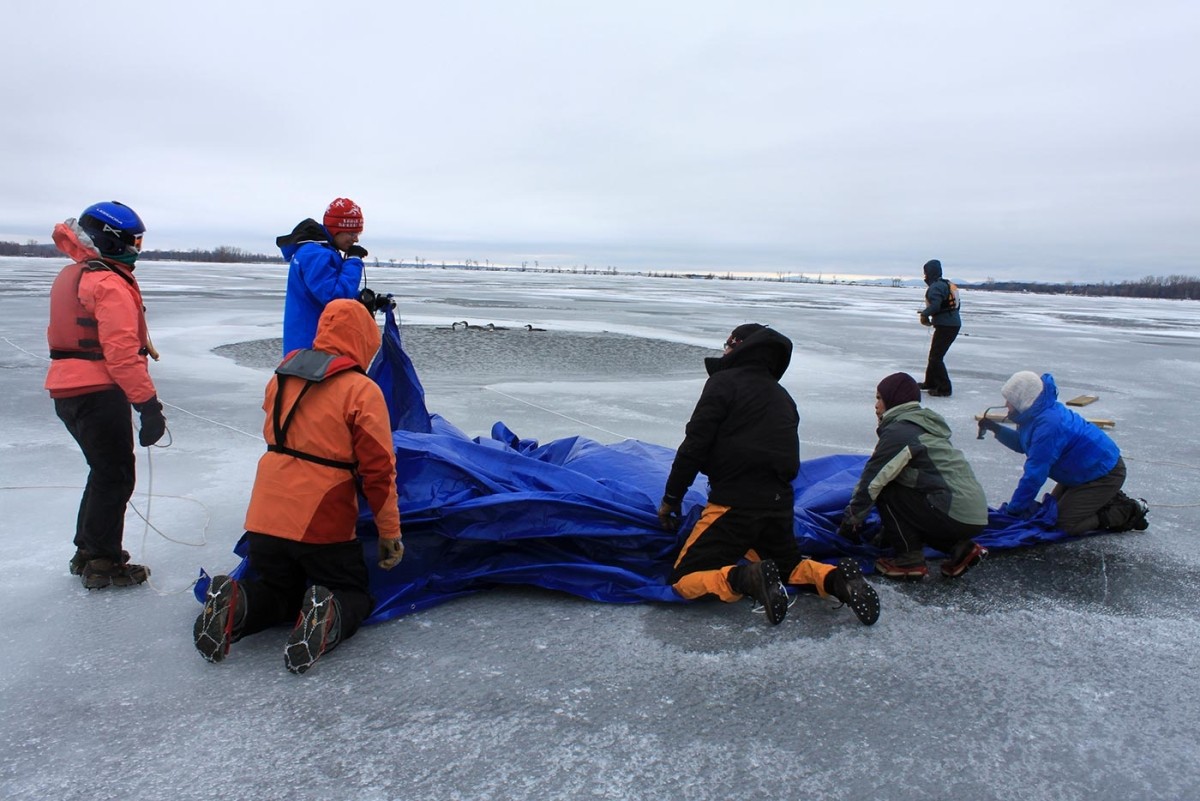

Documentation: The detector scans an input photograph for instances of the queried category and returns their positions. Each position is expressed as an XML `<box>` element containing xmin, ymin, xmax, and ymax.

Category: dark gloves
<box><xmin>358</xmin><ymin>287</ymin><xmax>395</xmax><ymax>314</ymax></box>
<box><xmin>837</xmin><ymin>513</ymin><xmax>861</xmax><ymax>542</ymax></box>
<box><xmin>977</xmin><ymin>418</ymin><xmax>1002</xmax><ymax>439</ymax></box>
<box><xmin>133</xmin><ymin>396</ymin><xmax>166</xmax><ymax>447</ymax></box>
<box><xmin>918</xmin><ymin>312</ymin><xmax>932</xmax><ymax>327</ymax></box>
<box><xmin>998</xmin><ymin>501</ymin><xmax>1032</xmax><ymax>519</ymax></box>
<box><xmin>657</xmin><ymin>500</ymin><xmax>681</xmax><ymax>532</ymax></box>
<box><xmin>346</xmin><ymin>244</ymin><xmax>369</xmax><ymax>259</ymax></box>
<box><xmin>378</xmin><ymin>537</ymin><xmax>404</xmax><ymax>570</ymax></box>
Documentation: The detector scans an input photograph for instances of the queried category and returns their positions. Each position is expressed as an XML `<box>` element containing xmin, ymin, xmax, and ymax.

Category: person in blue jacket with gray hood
<box><xmin>979</xmin><ymin>371</ymin><xmax>1148</xmax><ymax>534</ymax></box>
<box><xmin>277</xmin><ymin>197</ymin><xmax>388</xmax><ymax>354</ymax></box>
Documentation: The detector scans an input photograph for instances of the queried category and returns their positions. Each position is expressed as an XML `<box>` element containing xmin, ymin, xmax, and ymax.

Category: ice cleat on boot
<box><xmin>940</xmin><ymin>541</ymin><xmax>987</xmax><ymax>579</ymax></box>
<box><xmin>193</xmin><ymin>575</ymin><xmax>246</xmax><ymax>663</ymax></box>
<box><xmin>750</xmin><ymin>560</ymin><xmax>789</xmax><ymax>625</ymax></box>
<box><xmin>874</xmin><ymin>555</ymin><xmax>929</xmax><ymax>581</ymax></box>
<box><xmin>285</xmin><ymin>586</ymin><xmax>342</xmax><ymax>675</ymax></box>
<box><xmin>70</xmin><ymin>549</ymin><xmax>130</xmax><ymax>576</ymax></box>
<box><xmin>828</xmin><ymin>558</ymin><xmax>880</xmax><ymax>626</ymax></box>
<box><xmin>81</xmin><ymin>557</ymin><xmax>149</xmax><ymax>589</ymax></box>
<box><xmin>730</xmin><ymin>560</ymin><xmax>789</xmax><ymax>625</ymax></box>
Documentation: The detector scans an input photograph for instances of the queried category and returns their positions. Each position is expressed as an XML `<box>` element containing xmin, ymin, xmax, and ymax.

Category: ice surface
<box><xmin>1</xmin><ymin>258</ymin><xmax>1197</xmax><ymax>800</ymax></box>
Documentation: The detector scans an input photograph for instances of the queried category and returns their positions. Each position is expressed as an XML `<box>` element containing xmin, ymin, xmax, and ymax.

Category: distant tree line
<box><xmin>968</xmin><ymin>275</ymin><xmax>1199</xmax><ymax>300</ymax></box>
<box><xmin>0</xmin><ymin>240</ymin><xmax>276</xmax><ymax>263</ymax></box>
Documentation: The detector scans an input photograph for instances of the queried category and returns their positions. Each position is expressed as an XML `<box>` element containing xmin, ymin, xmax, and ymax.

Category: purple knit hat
<box><xmin>877</xmin><ymin>372</ymin><xmax>921</xmax><ymax>410</ymax></box>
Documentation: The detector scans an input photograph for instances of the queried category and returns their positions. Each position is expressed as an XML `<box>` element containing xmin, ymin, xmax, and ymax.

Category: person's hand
<box><xmin>133</xmin><ymin>396</ymin><xmax>166</xmax><ymax>446</ymax></box>
<box><xmin>919</xmin><ymin>313</ymin><xmax>932</xmax><ymax>327</ymax></box>
<box><xmin>358</xmin><ymin>287</ymin><xmax>394</xmax><ymax>313</ymax></box>
<box><xmin>977</xmin><ymin>418</ymin><xmax>1002</xmax><ymax>438</ymax></box>
<box><xmin>378</xmin><ymin>537</ymin><xmax>404</xmax><ymax>569</ymax></box>
<box><xmin>999</xmin><ymin>501</ymin><xmax>1031</xmax><ymax>519</ymax></box>
<box><xmin>346</xmin><ymin>244</ymin><xmax>369</xmax><ymax>259</ymax></box>
<box><xmin>837</xmin><ymin>515</ymin><xmax>861</xmax><ymax>542</ymax></box>
<box><xmin>657</xmin><ymin>500</ymin><xmax>681</xmax><ymax>532</ymax></box>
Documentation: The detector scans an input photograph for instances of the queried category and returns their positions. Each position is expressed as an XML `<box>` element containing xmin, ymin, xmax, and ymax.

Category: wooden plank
<box><xmin>1066</xmin><ymin>394</ymin><xmax>1100</xmax><ymax>407</ymax></box>
<box><xmin>974</xmin><ymin>411</ymin><xmax>1010</xmax><ymax>422</ymax></box>
<box><xmin>1088</xmin><ymin>418</ymin><xmax>1115</xmax><ymax>429</ymax></box>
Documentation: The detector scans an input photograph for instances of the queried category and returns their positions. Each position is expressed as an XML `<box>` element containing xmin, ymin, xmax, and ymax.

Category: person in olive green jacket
<box><xmin>838</xmin><ymin>372</ymin><xmax>989</xmax><ymax>580</ymax></box>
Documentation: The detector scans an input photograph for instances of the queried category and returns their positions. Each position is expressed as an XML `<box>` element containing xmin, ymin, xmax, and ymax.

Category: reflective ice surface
<box><xmin>1</xmin><ymin>259</ymin><xmax>1197</xmax><ymax>800</ymax></box>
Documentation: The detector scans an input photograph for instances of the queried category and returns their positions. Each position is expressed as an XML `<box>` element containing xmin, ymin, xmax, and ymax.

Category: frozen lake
<box><xmin>1</xmin><ymin>257</ymin><xmax>1197</xmax><ymax>800</ymax></box>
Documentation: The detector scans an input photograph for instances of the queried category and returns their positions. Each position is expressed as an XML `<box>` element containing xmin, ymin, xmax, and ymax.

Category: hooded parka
<box><xmin>243</xmin><ymin>299</ymin><xmax>401</xmax><ymax>545</ymax></box>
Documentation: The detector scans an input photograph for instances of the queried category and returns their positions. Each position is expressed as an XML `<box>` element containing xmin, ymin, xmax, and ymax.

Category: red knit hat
<box><xmin>323</xmin><ymin>197</ymin><xmax>364</xmax><ymax>235</ymax></box>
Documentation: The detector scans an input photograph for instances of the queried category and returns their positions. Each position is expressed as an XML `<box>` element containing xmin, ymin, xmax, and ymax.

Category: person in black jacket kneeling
<box><xmin>657</xmin><ymin>324</ymin><xmax>879</xmax><ymax>626</ymax></box>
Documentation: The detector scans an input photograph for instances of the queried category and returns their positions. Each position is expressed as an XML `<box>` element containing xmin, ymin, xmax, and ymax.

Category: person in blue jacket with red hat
<box><xmin>277</xmin><ymin>197</ymin><xmax>384</xmax><ymax>354</ymax></box>
<box><xmin>979</xmin><ymin>371</ymin><xmax>1148</xmax><ymax>534</ymax></box>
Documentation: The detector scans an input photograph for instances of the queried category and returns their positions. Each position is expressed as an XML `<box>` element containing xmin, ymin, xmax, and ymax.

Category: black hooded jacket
<box><xmin>663</xmin><ymin>327</ymin><xmax>799</xmax><ymax>511</ymax></box>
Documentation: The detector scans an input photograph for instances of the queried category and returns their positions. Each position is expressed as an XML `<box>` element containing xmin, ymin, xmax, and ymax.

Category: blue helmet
<box><xmin>79</xmin><ymin>201</ymin><xmax>146</xmax><ymax>258</ymax></box>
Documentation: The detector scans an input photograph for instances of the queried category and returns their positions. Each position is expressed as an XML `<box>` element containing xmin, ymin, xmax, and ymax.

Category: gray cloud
<box><xmin>3</xmin><ymin>1</ymin><xmax>1198</xmax><ymax>282</ymax></box>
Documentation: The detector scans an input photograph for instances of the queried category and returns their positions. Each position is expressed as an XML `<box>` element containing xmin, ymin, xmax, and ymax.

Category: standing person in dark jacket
<box><xmin>979</xmin><ymin>371</ymin><xmax>1148</xmax><ymax>534</ymax></box>
<box><xmin>277</xmin><ymin>197</ymin><xmax>385</xmax><ymax>355</ymax></box>
<box><xmin>657</xmin><ymin>324</ymin><xmax>880</xmax><ymax>626</ymax></box>
<box><xmin>917</xmin><ymin>259</ymin><xmax>961</xmax><ymax>397</ymax></box>
<box><xmin>45</xmin><ymin>201</ymin><xmax>167</xmax><ymax>589</ymax></box>
<box><xmin>838</xmin><ymin>373</ymin><xmax>989</xmax><ymax>580</ymax></box>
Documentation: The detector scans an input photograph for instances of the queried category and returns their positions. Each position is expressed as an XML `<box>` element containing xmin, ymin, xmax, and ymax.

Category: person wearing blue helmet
<box><xmin>276</xmin><ymin>198</ymin><xmax>392</xmax><ymax>354</ymax></box>
<box><xmin>979</xmin><ymin>371</ymin><xmax>1149</xmax><ymax>534</ymax></box>
<box><xmin>45</xmin><ymin>201</ymin><xmax>167</xmax><ymax>589</ymax></box>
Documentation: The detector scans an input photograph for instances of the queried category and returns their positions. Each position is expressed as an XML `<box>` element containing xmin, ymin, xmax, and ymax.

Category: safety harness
<box><xmin>268</xmin><ymin>349</ymin><xmax>363</xmax><ymax>472</ymax></box>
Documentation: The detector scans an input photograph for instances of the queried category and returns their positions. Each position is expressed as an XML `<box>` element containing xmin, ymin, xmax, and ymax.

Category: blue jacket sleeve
<box><xmin>298</xmin><ymin>248</ymin><xmax>364</xmax><ymax>305</ymax></box>
<box><xmin>994</xmin><ymin>424</ymin><xmax>1023</xmax><ymax>453</ymax></box>
<box><xmin>1008</xmin><ymin>425</ymin><xmax>1058</xmax><ymax>513</ymax></box>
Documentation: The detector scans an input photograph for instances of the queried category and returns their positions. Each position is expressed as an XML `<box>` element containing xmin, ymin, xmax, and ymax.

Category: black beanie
<box><xmin>877</xmin><ymin>372</ymin><xmax>921</xmax><ymax>410</ymax></box>
<box><xmin>726</xmin><ymin>323</ymin><xmax>766</xmax><ymax>347</ymax></box>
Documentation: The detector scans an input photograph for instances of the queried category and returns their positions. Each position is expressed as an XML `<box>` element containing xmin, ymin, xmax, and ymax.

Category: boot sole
<box><xmin>194</xmin><ymin>576</ymin><xmax>237</xmax><ymax>663</ymax></box>
<box><xmin>941</xmin><ymin>545</ymin><xmax>987</xmax><ymax>578</ymax></box>
<box><xmin>285</xmin><ymin>586</ymin><xmax>338</xmax><ymax>675</ymax></box>
<box><xmin>837</xmin><ymin>558</ymin><xmax>881</xmax><ymax>626</ymax></box>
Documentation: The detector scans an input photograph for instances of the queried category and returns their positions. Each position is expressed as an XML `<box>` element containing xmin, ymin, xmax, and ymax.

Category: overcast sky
<box><xmin>3</xmin><ymin>1</ymin><xmax>1197</xmax><ymax>282</ymax></box>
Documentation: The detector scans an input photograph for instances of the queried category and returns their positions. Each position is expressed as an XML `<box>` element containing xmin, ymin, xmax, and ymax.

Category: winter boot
<box><xmin>729</xmin><ymin>560</ymin><xmax>789</xmax><ymax>625</ymax></box>
<box><xmin>193</xmin><ymin>575</ymin><xmax>247</xmax><ymax>663</ymax></box>
<box><xmin>1098</xmin><ymin>492</ymin><xmax>1151</xmax><ymax>533</ymax></box>
<box><xmin>940</xmin><ymin>540</ymin><xmax>987</xmax><ymax>579</ymax></box>
<box><xmin>874</xmin><ymin>552</ymin><xmax>929</xmax><ymax>581</ymax></box>
<box><xmin>70</xmin><ymin>549</ymin><xmax>130</xmax><ymax>576</ymax></box>
<box><xmin>81</xmin><ymin>557</ymin><xmax>150</xmax><ymax>589</ymax></box>
<box><xmin>826</xmin><ymin>558</ymin><xmax>881</xmax><ymax>626</ymax></box>
<box><xmin>285</xmin><ymin>585</ymin><xmax>342</xmax><ymax>675</ymax></box>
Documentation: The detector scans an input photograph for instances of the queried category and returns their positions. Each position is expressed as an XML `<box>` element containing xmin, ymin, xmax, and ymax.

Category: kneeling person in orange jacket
<box><xmin>194</xmin><ymin>298</ymin><xmax>404</xmax><ymax>675</ymax></box>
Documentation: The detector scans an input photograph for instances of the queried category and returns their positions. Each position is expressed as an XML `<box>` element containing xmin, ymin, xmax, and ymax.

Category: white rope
<box><xmin>482</xmin><ymin>386</ymin><xmax>632</xmax><ymax>440</ymax></box>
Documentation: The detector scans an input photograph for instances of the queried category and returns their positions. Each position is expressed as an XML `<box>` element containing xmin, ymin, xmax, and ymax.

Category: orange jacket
<box><xmin>44</xmin><ymin>221</ymin><xmax>156</xmax><ymax>403</ymax></box>
<box><xmin>244</xmin><ymin>299</ymin><xmax>401</xmax><ymax>545</ymax></box>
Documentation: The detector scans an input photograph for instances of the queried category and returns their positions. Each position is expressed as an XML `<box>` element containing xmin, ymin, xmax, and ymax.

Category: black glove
<box><xmin>977</xmin><ymin>418</ymin><xmax>1002</xmax><ymax>439</ymax></box>
<box><xmin>133</xmin><ymin>396</ymin><xmax>166</xmax><ymax>447</ymax></box>
<box><xmin>837</xmin><ymin>514</ymin><xmax>861</xmax><ymax>542</ymax></box>
<box><xmin>358</xmin><ymin>287</ymin><xmax>395</xmax><ymax>314</ymax></box>
<box><xmin>346</xmin><ymin>244</ymin><xmax>369</xmax><ymax>259</ymax></box>
<box><xmin>657</xmin><ymin>500</ymin><xmax>681</xmax><ymax>533</ymax></box>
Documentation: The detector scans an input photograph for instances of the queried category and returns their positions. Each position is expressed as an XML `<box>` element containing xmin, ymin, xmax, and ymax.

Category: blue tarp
<box><xmin>200</xmin><ymin>310</ymin><xmax>1078</xmax><ymax>621</ymax></box>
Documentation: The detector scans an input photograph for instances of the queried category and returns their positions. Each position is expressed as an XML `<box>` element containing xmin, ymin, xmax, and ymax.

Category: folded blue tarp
<box><xmin>200</xmin><ymin>310</ymin><xmax>1078</xmax><ymax>621</ymax></box>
